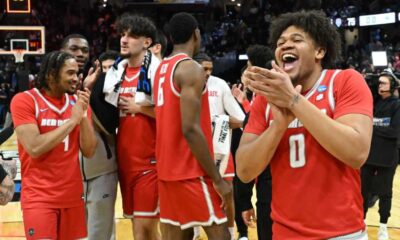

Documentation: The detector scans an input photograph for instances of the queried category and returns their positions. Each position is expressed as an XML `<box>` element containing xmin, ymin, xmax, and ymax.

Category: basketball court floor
<box><xmin>1</xmin><ymin>134</ymin><xmax>399</xmax><ymax>239</ymax></box>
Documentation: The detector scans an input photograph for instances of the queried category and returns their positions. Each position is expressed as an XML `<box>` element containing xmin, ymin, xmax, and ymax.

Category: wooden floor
<box><xmin>1</xmin><ymin>134</ymin><xmax>400</xmax><ymax>239</ymax></box>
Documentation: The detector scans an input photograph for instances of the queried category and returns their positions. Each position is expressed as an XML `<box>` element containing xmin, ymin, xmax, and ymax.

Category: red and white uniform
<box><xmin>11</xmin><ymin>88</ymin><xmax>87</xmax><ymax>239</ymax></box>
<box><xmin>208</xmin><ymin>75</ymin><xmax>245</xmax><ymax>179</ymax></box>
<box><xmin>245</xmin><ymin>69</ymin><xmax>373</xmax><ymax>239</ymax></box>
<box><xmin>117</xmin><ymin>65</ymin><xmax>159</xmax><ymax>218</ymax></box>
<box><xmin>154</xmin><ymin>53</ymin><xmax>227</xmax><ymax>228</ymax></box>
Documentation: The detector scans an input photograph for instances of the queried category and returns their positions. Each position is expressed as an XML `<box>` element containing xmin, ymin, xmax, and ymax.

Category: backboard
<box><xmin>0</xmin><ymin>26</ymin><xmax>45</xmax><ymax>62</ymax></box>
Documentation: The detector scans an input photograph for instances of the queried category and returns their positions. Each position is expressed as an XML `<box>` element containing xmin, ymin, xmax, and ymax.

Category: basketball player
<box><xmin>115</xmin><ymin>14</ymin><xmax>160</xmax><ymax>240</ymax></box>
<box><xmin>10</xmin><ymin>51</ymin><xmax>97</xmax><ymax>239</ymax></box>
<box><xmin>61</xmin><ymin>34</ymin><xmax>90</xmax><ymax>73</ymax></box>
<box><xmin>194</xmin><ymin>52</ymin><xmax>245</xmax><ymax>240</ymax></box>
<box><xmin>237</xmin><ymin>10</ymin><xmax>373</xmax><ymax>239</ymax></box>
<box><xmin>154</xmin><ymin>12</ymin><xmax>231</xmax><ymax>240</ymax></box>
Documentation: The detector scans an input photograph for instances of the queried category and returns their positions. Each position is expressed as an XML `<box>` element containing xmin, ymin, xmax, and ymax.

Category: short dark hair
<box><xmin>247</xmin><ymin>45</ymin><xmax>274</xmax><ymax>68</ymax></box>
<box><xmin>116</xmin><ymin>13</ymin><xmax>156</xmax><ymax>42</ymax></box>
<box><xmin>269</xmin><ymin>10</ymin><xmax>341</xmax><ymax>69</ymax></box>
<box><xmin>168</xmin><ymin>12</ymin><xmax>198</xmax><ymax>44</ymax></box>
<box><xmin>36</xmin><ymin>51</ymin><xmax>75</xmax><ymax>90</ymax></box>
<box><xmin>154</xmin><ymin>30</ymin><xmax>168</xmax><ymax>57</ymax></box>
<box><xmin>99</xmin><ymin>50</ymin><xmax>119</xmax><ymax>63</ymax></box>
<box><xmin>193</xmin><ymin>52</ymin><xmax>212</xmax><ymax>64</ymax></box>
<box><xmin>61</xmin><ymin>34</ymin><xmax>88</xmax><ymax>49</ymax></box>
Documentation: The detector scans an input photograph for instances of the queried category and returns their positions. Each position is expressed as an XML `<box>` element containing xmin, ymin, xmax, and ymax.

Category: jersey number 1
<box><xmin>62</xmin><ymin>135</ymin><xmax>69</xmax><ymax>152</ymax></box>
<box><xmin>157</xmin><ymin>76</ymin><xmax>165</xmax><ymax>106</ymax></box>
<box><xmin>289</xmin><ymin>134</ymin><xmax>305</xmax><ymax>168</ymax></box>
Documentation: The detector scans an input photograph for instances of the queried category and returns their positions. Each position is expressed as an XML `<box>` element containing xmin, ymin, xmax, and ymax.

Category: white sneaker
<box><xmin>238</xmin><ymin>237</ymin><xmax>249</xmax><ymax>240</ymax></box>
<box><xmin>378</xmin><ymin>226</ymin><xmax>389</xmax><ymax>240</ymax></box>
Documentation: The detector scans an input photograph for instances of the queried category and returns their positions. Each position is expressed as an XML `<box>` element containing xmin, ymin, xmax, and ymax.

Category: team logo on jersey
<box><xmin>316</xmin><ymin>93</ymin><xmax>324</xmax><ymax>101</ymax></box>
<box><xmin>317</xmin><ymin>85</ymin><xmax>327</xmax><ymax>92</ymax></box>
<box><xmin>29</xmin><ymin>228</ymin><xmax>35</xmax><ymax>236</ymax></box>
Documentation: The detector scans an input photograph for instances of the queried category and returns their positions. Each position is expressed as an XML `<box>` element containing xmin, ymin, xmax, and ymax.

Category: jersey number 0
<box><xmin>289</xmin><ymin>134</ymin><xmax>306</xmax><ymax>168</ymax></box>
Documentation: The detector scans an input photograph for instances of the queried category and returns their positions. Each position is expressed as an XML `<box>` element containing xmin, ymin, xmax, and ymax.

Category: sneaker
<box><xmin>378</xmin><ymin>226</ymin><xmax>389</xmax><ymax>240</ymax></box>
<box><xmin>238</xmin><ymin>237</ymin><xmax>249</xmax><ymax>240</ymax></box>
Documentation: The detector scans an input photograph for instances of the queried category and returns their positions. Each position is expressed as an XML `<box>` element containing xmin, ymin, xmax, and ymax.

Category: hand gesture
<box><xmin>83</xmin><ymin>60</ymin><xmax>102</xmax><ymax>90</ymax></box>
<box><xmin>231</xmin><ymin>83</ymin><xmax>247</xmax><ymax>104</ymax></box>
<box><xmin>245</xmin><ymin>61</ymin><xmax>301</xmax><ymax>108</ymax></box>
<box><xmin>118</xmin><ymin>95</ymin><xmax>140</xmax><ymax>114</ymax></box>
<box><xmin>242</xmin><ymin>208</ymin><xmax>257</xmax><ymax>228</ymax></box>
<box><xmin>0</xmin><ymin>159</ymin><xmax>17</xmax><ymax>180</ymax></box>
<box><xmin>213</xmin><ymin>178</ymin><xmax>233</xmax><ymax>209</ymax></box>
<box><xmin>71</xmin><ymin>88</ymin><xmax>91</xmax><ymax>124</ymax></box>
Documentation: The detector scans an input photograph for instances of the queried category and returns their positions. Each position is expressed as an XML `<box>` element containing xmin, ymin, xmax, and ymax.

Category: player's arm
<box><xmin>290</xmin><ymin>99</ymin><xmax>372</xmax><ymax>168</ymax></box>
<box><xmin>15</xmin><ymin>121</ymin><xmax>80</xmax><ymax>159</ymax></box>
<box><xmin>236</xmin><ymin>115</ymin><xmax>286</xmax><ymax>182</ymax></box>
<box><xmin>247</xmin><ymin>64</ymin><xmax>372</xmax><ymax>169</ymax></box>
<box><xmin>78</xmin><ymin>89</ymin><xmax>97</xmax><ymax>158</ymax></box>
<box><xmin>177</xmin><ymin>60</ymin><xmax>223</xmax><ymax>183</ymax></box>
<box><xmin>0</xmin><ymin>165</ymin><xmax>14</xmax><ymax>205</ymax></box>
<box><xmin>12</xmin><ymin>93</ymin><xmax>87</xmax><ymax>159</ymax></box>
<box><xmin>222</xmin><ymin>81</ymin><xmax>245</xmax><ymax>129</ymax></box>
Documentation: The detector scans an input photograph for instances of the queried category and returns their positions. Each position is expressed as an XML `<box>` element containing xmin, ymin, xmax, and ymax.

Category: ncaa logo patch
<box><xmin>29</xmin><ymin>228</ymin><xmax>35</xmax><ymax>236</ymax></box>
<box><xmin>317</xmin><ymin>85</ymin><xmax>327</xmax><ymax>93</ymax></box>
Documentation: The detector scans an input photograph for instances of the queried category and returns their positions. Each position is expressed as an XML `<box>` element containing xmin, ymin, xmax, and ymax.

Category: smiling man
<box><xmin>61</xmin><ymin>34</ymin><xmax>90</xmax><ymax>73</ymax></box>
<box><xmin>237</xmin><ymin>10</ymin><xmax>373</xmax><ymax>239</ymax></box>
<box><xmin>10</xmin><ymin>51</ymin><xmax>97</xmax><ymax>239</ymax></box>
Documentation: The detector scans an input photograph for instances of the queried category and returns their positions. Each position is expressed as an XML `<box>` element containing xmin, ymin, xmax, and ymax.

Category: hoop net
<box><xmin>14</xmin><ymin>50</ymin><xmax>25</xmax><ymax>63</ymax></box>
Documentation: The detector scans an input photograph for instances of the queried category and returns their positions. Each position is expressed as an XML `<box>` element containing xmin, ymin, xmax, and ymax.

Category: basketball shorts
<box><xmin>119</xmin><ymin>168</ymin><xmax>159</xmax><ymax>218</ymax></box>
<box><xmin>159</xmin><ymin>176</ymin><xmax>227</xmax><ymax>229</ymax></box>
<box><xmin>215</xmin><ymin>153</ymin><xmax>234</xmax><ymax>181</ymax></box>
<box><xmin>23</xmin><ymin>205</ymin><xmax>86</xmax><ymax>240</ymax></box>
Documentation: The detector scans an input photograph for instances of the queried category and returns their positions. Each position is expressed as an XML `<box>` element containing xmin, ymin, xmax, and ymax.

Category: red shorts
<box><xmin>22</xmin><ymin>205</ymin><xmax>86</xmax><ymax>240</ymax></box>
<box><xmin>159</xmin><ymin>177</ymin><xmax>227</xmax><ymax>229</ymax></box>
<box><xmin>119</xmin><ymin>168</ymin><xmax>159</xmax><ymax>218</ymax></box>
<box><xmin>223</xmin><ymin>154</ymin><xmax>234</xmax><ymax>181</ymax></box>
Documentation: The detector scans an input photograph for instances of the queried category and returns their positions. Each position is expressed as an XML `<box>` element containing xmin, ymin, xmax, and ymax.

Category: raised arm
<box><xmin>12</xmin><ymin>93</ymin><xmax>89</xmax><ymax>159</ymax></box>
<box><xmin>78</xmin><ymin>89</ymin><xmax>97</xmax><ymax>158</ymax></box>
<box><xmin>246</xmin><ymin>64</ymin><xmax>373</xmax><ymax>169</ymax></box>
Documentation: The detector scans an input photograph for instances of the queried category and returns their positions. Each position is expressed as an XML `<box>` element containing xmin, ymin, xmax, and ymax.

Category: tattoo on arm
<box><xmin>291</xmin><ymin>93</ymin><xmax>300</xmax><ymax>108</ymax></box>
<box><xmin>0</xmin><ymin>177</ymin><xmax>15</xmax><ymax>205</ymax></box>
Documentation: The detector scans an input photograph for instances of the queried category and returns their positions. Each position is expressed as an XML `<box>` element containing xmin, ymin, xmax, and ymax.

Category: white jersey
<box><xmin>207</xmin><ymin>75</ymin><xmax>245</xmax><ymax>120</ymax></box>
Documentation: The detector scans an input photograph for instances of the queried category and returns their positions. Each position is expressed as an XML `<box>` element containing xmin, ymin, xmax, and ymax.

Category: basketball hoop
<box><xmin>14</xmin><ymin>49</ymin><xmax>25</xmax><ymax>63</ymax></box>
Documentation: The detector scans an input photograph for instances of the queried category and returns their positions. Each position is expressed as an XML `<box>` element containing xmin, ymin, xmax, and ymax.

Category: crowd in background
<box><xmin>0</xmin><ymin>0</ymin><xmax>399</xmax><ymax>127</ymax></box>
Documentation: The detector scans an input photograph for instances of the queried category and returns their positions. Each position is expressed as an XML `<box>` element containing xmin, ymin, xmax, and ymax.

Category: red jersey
<box><xmin>154</xmin><ymin>53</ymin><xmax>213</xmax><ymax>181</ymax></box>
<box><xmin>10</xmin><ymin>88</ymin><xmax>83</xmax><ymax>209</ymax></box>
<box><xmin>117</xmin><ymin>66</ymin><xmax>157</xmax><ymax>171</ymax></box>
<box><xmin>245</xmin><ymin>69</ymin><xmax>373</xmax><ymax>239</ymax></box>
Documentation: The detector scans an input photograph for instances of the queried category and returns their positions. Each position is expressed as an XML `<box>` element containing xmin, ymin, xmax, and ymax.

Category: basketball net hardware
<box><xmin>14</xmin><ymin>49</ymin><xmax>25</xmax><ymax>63</ymax></box>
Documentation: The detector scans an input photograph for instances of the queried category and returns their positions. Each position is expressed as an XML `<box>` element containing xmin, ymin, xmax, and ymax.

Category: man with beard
<box><xmin>237</xmin><ymin>10</ymin><xmax>373</xmax><ymax>239</ymax></box>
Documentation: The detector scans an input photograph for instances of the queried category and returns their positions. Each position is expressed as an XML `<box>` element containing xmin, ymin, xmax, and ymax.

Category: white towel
<box><xmin>103</xmin><ymin>59</ymin><xmax>128</xmax><ymax>107</ymax></box>
<box><xmin>212</xmin><ymin>115</ymin><xmax>230</xmax><ymax>176</ymax></box>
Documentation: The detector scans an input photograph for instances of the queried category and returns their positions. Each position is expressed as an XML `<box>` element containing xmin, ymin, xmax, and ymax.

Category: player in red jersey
<box><xmin>10</xmin><ymin>51</ymin><xmax>97</xmax><ymax>240</ymax></box>
<box><xmin>114</xmin><ymin>14</ymin><xmax>161</xmax><ymax>240</ymax></box>
<box><xmin>154</xmin><ymin>12</ymin><xmax>231</xmax><ymax>240</ymax></box>
<box><xmin>236</xmin><ymin>11</ymin><xmax>373</xmax><ymax>239</ymax></box>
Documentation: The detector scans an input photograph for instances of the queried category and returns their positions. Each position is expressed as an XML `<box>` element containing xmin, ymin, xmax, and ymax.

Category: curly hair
<box><xmin>269</xmin><ymin>10</ymin><xmax>341</xmax><ymax>69</ymax></box>
<box><xmin>35</xmin><ymin>51</ymin><xmax>75</xmax><ymax>90</ymax></box>
<box><xmin>116</xmin><ymin>13</ymin><xmax>156</xmax><ymax>42</ymax></box>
